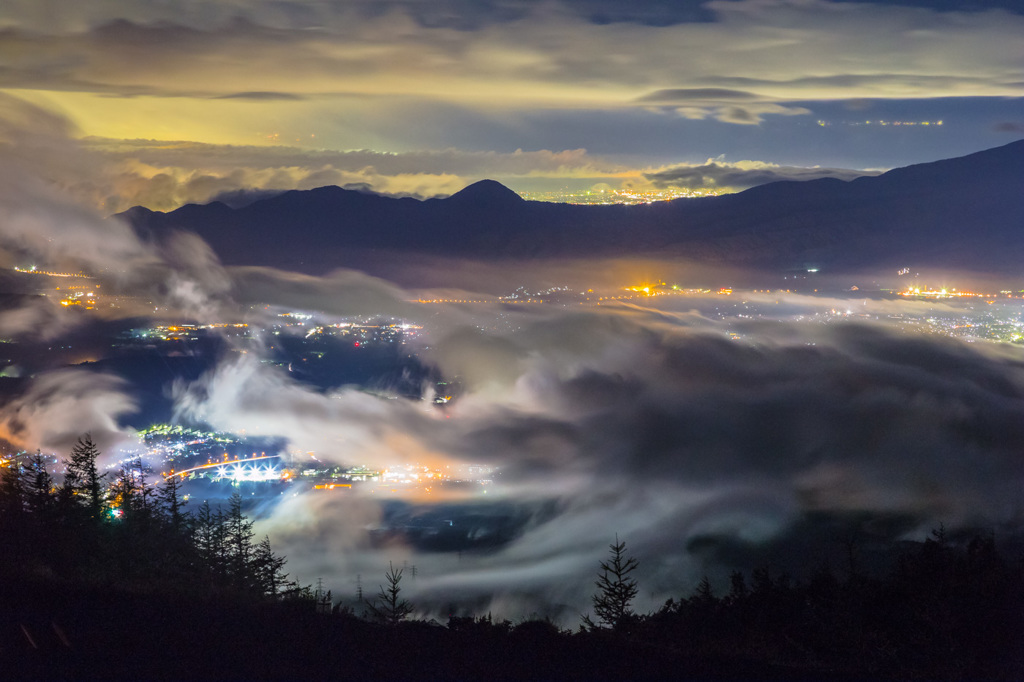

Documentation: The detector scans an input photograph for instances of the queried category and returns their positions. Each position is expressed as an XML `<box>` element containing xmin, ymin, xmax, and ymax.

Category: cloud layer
<box><xmin>167</xmin><ymin>289</ymin><xmax>1024</xmax><ymax>620</ymax></box>
<box><xmin>0</xmin><ymin>0</ymin><xmax>1020</xmax><ymax>201</ymax></box>
<box><xmin>645</xmin><ymin>158</ymin><xmax>878</xmax><ymax>190</ymax></box>
<box><xmin>2</xmin><ymin>1</ymin><xmax>1020</xmax><ymax>106</ymax></box>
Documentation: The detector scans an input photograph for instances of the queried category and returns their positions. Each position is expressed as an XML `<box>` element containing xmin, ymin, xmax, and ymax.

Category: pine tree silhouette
<box><xmin>366</xmin><ymin>561</ymin><xmax>413</xmax><ymax>625</ymax></box>
<box><xmin>583</xmin><ymin>535</ymin><xmax>639</xmax><ymax>631</ymax></box>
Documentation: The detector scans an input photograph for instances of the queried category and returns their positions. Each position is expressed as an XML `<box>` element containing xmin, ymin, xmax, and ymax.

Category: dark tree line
<box><xmin>578</xmin><ymin>532</ymin><xmax>1024</xmax><ymax>680</ymax></box>
<box><xmin>0</xmin><ymin>435</ymin><xmax>299</xmax><ymax>601</ymax></box>
<box><xmin>336</xmin><ymin>533</ymin><xmax>1024</xmax><ymax>679</ymax></box>
<box><xmin>4</xmin><ymin>441</ymin><xmax>1023</xmax><ymax>679</ymax></box>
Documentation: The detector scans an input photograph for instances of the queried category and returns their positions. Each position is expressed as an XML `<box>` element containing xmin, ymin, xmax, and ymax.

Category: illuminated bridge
<box><xmin>164</xmin><ymin>454</ymin><xmax>287</xmax><ymax>483</ymax></box>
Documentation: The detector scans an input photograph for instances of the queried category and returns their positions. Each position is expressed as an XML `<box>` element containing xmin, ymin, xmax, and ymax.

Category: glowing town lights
<box><xmin>899</xmin><ymin>286</ymin><xmax>1003</xmax><ymax>300</ymax></box>
<box><xmin>211</xmin><ymin>462</ymin><xmax>281</xmax><ymax>482</ymax></box>
<box><xmin>314</xmin><ymin>483</ymin><xmax>352</xmax><ymax>491</ymax></box>
<box><xmin>518</xmin><ymin>187</ymin><xmax>722</xmax><ymax>204</ymax></box>
<box><xmin>165</xmin><ymin>454</ymin><xmax>283</xmax><ymax>482</ymax></box>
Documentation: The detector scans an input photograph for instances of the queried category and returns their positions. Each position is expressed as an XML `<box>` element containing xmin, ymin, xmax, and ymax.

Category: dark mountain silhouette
<box><xmin>445</xmin><ymin>178</ymin><xmax>526</xmax><ymax>208</ymax></box>
<box><xmin>122</xmin><ymin>139</ymin><xmax>1024</xmax><ymax>274</ymax></box>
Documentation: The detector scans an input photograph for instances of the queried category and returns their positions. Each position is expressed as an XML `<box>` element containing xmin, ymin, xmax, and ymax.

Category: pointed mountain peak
<box><xmin>446</xmin><ymin>179</ymin><xmax>524</xmax><ymax>206</ymax></box>
<box><xmin>117</xmin><ymin>204</ymin><xmax>156</xmax><ymax>219</ymax></box>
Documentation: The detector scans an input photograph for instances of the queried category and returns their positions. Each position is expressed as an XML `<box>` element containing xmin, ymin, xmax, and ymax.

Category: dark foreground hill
<box><xmin>4</xmin><ymin>535</ymin><xmax>1023</xmax><ymax>681</ymax></box>
<box><xmin>2</xmin><ymin>452</ymin><xmax>1022</xmax><ymax>681</ymax></box>
<box><xmin>123</xmin><ymin>140</ymin><xmax>1024</xmax><ymax>274</ymax></box>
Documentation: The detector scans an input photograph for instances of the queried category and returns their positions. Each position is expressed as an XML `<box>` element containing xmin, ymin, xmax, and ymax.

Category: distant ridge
<box><xmin>122</xmin><ymin>140</ymin><xmax>1024</xmax><ymax>274</ymax></box>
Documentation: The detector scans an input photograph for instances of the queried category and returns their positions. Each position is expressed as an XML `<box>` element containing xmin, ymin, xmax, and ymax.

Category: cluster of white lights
<box><xmin>213</xmin><ymin>463</ymin><xmax>280</xmax><ymax>482</ymax></box>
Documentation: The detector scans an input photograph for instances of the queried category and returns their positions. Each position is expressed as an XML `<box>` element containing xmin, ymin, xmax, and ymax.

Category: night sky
<box><xmin>0</xmin><ymin>0</ymin><xmax>1021</xmax><ymax>208</ymax></box>
<box><xmin>1</xmin><ymin>1</ymin><xmax>1023</xmax><ymax>622</ymax></box>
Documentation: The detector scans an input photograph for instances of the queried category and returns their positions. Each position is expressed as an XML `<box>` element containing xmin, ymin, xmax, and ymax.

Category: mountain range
<box><xmin>123</xmin><ymin>139</ymin><xmax>1024</xmax><ymax>275</ymax></box>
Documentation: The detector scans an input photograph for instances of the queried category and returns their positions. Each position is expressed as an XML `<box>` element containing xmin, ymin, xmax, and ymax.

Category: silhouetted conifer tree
<box><xmin>224</xmin><ymin>492</ymin><xmax>255</xmax><ymax>588</ymax></box>
<box><xmin>366</xmin><ymin>561</ymin><xmax>412</xmax><ymax>625</ymax></box>
<box><xmin>0</xmin><ymin>453</ymin><xmax>26</xmax><ymax>518</ymax></box>
<box><xmin>111</xmin><ymin>460</ymin><xmax>143</xmax><ymax>523</ymax></box>
<box><xmin>24</xmin><ymin>452</ymin><xmax>54</xmax><ymax>517</ymax></box>
<box><xmin>583</xmin><ymin>535</ymin><xmax>639</xmax><ymax>631</ymax></box>
<box><xmin>64</xmin><ymin>434</ymin><xmax>106</xmax><ymax>519</ymax></box>
<box><xmin>157</xmin><ymin>470</ymin><xmax>187</xmax><ymax>532</ymax></box>
<box><xmin>728</xmin><ymin>570</ymin><xmax>748</xmax><ymax>602</ymax></box>
<box><xmin>0</xmin><ymin>454</ymin><xmax>28</xmax><ymax>562</ymax></box>
<box><xmin>193</xmin><ymin>500</ymin><xmax>227</xmax><ymax>579</ymax></box>
<box><xmin>695</xmin><ymin>576</ymin><xmax>715</xmax><ymax>603</ymax></box>
<box><xmin>252</xmin><ymin>535</ymin><xmax>289</xmax><ymax>596</ymax></box>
